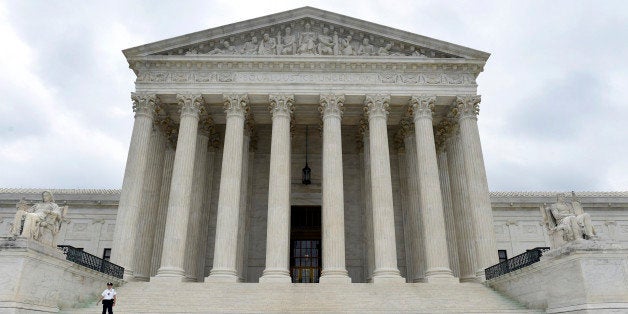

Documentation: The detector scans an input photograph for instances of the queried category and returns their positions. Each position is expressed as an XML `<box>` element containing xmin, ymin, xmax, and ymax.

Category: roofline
<box><xmin>122</xmin><ymin>6</ymin><xmax>490</xmax><ymax>61</ymax></box>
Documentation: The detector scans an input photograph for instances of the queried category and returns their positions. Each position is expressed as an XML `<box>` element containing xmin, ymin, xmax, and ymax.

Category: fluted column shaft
<box><xmin>360</xmin><ymin>125</ymin><xmax>376</xmax><ymax>282</ymax></box>
<box><xmin>111</xmin><ymin>93</ymin><xmax>156</xmax><ymax>278</ymax></box>
<box><xmin>208</xmin><ymin>94</ymin><xmax>248</xmax><ymax>282</ymax></box>
<box><xmin>402</xmin><ymin>130</ymin><xmax>427</xmax><ymax>282</ymax></box>
<box><xmin>184</xmin><ymin>127</ymin><xmax>210</xmax><ymax>281</ymax></box>
<box><xmin>446</xmin><ymin>127</ymin><xmax>477</xmax><ymax>282</ymax></box>
<box><xmin>319</xmin><ymin>95</ymin><xmax>350</xmax><ymax>283</ymax></box>
<box><xmin>364</xmin><ymin>95</ymin><xmax>403</xmax><ymax>283</ymax></box>
<box><xmin>155</xmin><ymin>94</ymin><xmax>203</xmax><ymax>281</ymax></box>
<box><xmin>410</xmin><ymin>96</ymin><xmax>453</xmax><ymax>282</ymax></box>
<box><xmin>196</xmin><ymin>139</ymin><xmax>218</xmax><ymax>281</ymax></box>
<box><xmin>150</xmin><ymin>143</ymin><xmax>175</xmax><ymax>276</ymax></box>
<box><xmin>133</xmin><ymin>125</ymin><xmax>166</xmax><ymax>281</ymax></box>
<box><xmin>436</xmin><ymin>144</ymin><xmax>460</xmax><ymax>278</ymax></box>
<box><xmin>455</xmin><ymin>95</ymin><xmax>498</xmax><ymax>279</ymax></box>
<box><xmin>260</xmin><ymin>94</ymin><xmax>294</xmax><ymax>283</ymax></box>
<box><xmin>236</xmin><ymin>128</ymin><xmax>251</xmax><ymax>282</ymax></box>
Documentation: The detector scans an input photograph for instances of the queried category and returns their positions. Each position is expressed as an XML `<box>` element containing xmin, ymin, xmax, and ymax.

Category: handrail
<box><xmin>58</xmin><ymin>245</ymin><xmax>124</xmax><ymax>279</ymax></box>
<box><xmin>485</xmin><ymin>247</ymin><xmax>550</xmax><ymax>280</ymax></box>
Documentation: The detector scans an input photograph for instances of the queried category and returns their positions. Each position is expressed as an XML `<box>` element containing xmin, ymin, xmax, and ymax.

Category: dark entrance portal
<box><xmin>290</xmin><ymin>206</ymin><xmax>321</xmax><ymax>283</ymax></box>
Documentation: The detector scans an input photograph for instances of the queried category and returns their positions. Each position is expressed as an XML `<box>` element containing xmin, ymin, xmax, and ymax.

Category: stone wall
<box><xmin>0</xmin><ymin>237</ymin><xmax>123</xmax><ymax>313</ymax></box>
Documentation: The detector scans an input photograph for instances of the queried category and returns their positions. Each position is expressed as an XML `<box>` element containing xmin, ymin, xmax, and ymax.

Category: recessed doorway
<box><xmin>290</xmin><ymin>206</ymin><xmax>321</xmax><ymax>283</ymax></box>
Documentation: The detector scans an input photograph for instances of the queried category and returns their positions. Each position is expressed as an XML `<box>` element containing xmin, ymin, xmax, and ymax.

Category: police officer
<box><xmin>96</xmin><ymin>282</ymin><xmax>116</xmax><ymax>314</ymax></box>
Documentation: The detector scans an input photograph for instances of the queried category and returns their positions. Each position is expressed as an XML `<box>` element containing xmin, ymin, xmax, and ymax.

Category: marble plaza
<box><xmin>1</xmin><ymin>7</ymin><xmax>627</xmax><ymax>313</ymax></box>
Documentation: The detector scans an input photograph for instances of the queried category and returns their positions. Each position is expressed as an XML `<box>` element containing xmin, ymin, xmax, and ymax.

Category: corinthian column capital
<box><xmin>435</xmin><ymin>119</ymin><xmax>455</xmax><ymax>153</ymax></box>
<box><xmin>409</xmin><ymin>95</ymin><xmax>436</xmax><ymax>120</ymax></box>
<box><xmin>454</xmin><ymin>95</ymin><xmax>481</xmax><ymax>120</ymax></box>
<box><xmin>364</xmin><ymin>94</ymin><xmax>390</xmax><ymax>120</ymax></box>
<box><xmin>399</xmin><ymin>117</ymin><xmax>415</xmax><ymax>138</ymax></box>
<box><xmin>176</xmin><ymin>93</ymin><xmax>204</xmax><ymax>118</ymax></box>
<box><xmin>198</xmin><ymin>116</ymin><xmax>215</xmax><ymax>137</ymax></box>
<box><xmin>319</xmin><ymin>94</ymin><xmax>345</xmax><ymax>119</ymax></box>
<box><xmin>223</xmin><ymin>94</ymin><xmax>249</xmax><ymax>118</ymax></box>
<box><xmin>131</xmin><ymin>92</ymin><xmax>158</xmax><ymax>118</ymax></box>
<box><xmin>269</xmin><ymin>94</ymin><xmax>294</xmax><ymax>118</ymax></box>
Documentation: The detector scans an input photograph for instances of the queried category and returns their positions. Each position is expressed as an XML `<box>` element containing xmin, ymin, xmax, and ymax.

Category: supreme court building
<box><xmin>2</xmin><ymin>7</ymin><xmax>628</xmax><ymax>313</ymax></box>
<box><xmin>108</xmin><ymin>6</ymin><xmax>499</xmax><ymax>285</ymax></box>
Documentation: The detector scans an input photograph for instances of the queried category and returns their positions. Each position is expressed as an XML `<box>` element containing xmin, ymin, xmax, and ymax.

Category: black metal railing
<box><xmin>485</xmin><ymin>247</ymin><xmax>550</xmax><ymax>280</ymax></box>
<box><xmin>58</xmin><ymin>245</ymin><xmax>124</xmax><ymax>279</ymax></box>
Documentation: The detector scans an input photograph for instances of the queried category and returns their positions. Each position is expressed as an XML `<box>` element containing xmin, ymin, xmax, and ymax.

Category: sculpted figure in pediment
<box><xmin>317</xmin><ymin>27</ymin><xmax>335</xmax><ymax>55</ymax></box>
<box><xmin>409</xmin><ymin>46</ymin><xmax>428</xmax><ymax>57</ymax></box>
<box><xmin>298</xmin><ymin>23</ymin><xmax>317</xmax><ymax>54</ymax></box>
<box><xmin>357</xmin><ymin>38</ymin><xmax>375</xmax><ymax>56</ymax></box>
<box><xmin>208</xmin><ymin>40</ymin><xmax>237</xmax><ymax>55</ymax></box>
<box><xmin>338</xmin><ymin>35</ymin><xmax>355</xmax><ymax>55</ymax></box>
<box><xmin>278</xmin><ymin>27</ymin><xmax>296</xmax><ymax>55</ymax></box>
<box><xmin>377</xmin><ymin>43</ymin><xmax>393</xmax><ymax>56</ymax></box>
<box><xmin>242</xmin><ymin>36</ymin><xmax>259</xmax><ymax>55</ymax></box>
<box><xmin>258</xmin><ymin>33</ymin><xmax>277</xmax><ymax>55</ymax></box>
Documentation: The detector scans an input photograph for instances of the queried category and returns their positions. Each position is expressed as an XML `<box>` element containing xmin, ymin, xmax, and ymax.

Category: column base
<box><xmin>122</xmin><ymin>269</ymin><xmax>135</xmax><ymax>281</ymax></box>
<box><xmin>475</xmin><ymin>269</ymin><xmax>487</xmax><ymax>282</ymax></box>
<box><xmin>206</xmin><ymin>268</ymin><xmax>239</xmax><ymax>283</ymax></box>
<box><xmin>371</xmin><ymin>268</ymin><xmax>405</xmax><ymax>284</ymax></box>
<box><xmin>152</xmin><ymin>266</ymin><xmax>186</xmax><ymax>282</ymax></box>
<box><xmin>320</xmin><ymin>270</ymin><xmax>352</xmax><ymax>284</ymax></box>
<box><xmin>425</xmin><ymin>267</ymin><xmax>455</xmax><ymax>283</ymax></box>
<box><xmin>259</xmin><ymin>268</ymin><xmax>291</xmax><ymax>283</ymax></box>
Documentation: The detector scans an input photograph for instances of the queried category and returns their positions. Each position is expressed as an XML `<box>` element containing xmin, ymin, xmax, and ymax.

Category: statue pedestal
<box><xmin>0</xmin><ymin>236</ymin><xmax>123</xmax><ymax>313</ymax></box>
<box><xmin>488</xmin><ymin>240</ymin><xmax>628</xmax><ymax>313</ymax></box>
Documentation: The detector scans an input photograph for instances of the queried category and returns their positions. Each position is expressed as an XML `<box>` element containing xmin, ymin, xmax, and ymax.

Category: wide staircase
<box><xmin>62</xmin><ymin>281</ymin><xmax>541</xmax><ymax>313</ymax></box>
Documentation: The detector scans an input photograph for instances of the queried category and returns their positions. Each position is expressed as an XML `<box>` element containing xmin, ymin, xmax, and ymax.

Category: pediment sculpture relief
<box><xmin>540</xmin><ymin>192</ymin><xmax>597</xmax><ymax>248</ymax></box>
<box><xmin>158</xmin><ymin>19</ymin><xmax>456</xmax><ymax>58</ymax></box>
<box><xmin>8</xmin><ymin>191</ymin><xmax>69</xmax><ymax>247</ymax></box>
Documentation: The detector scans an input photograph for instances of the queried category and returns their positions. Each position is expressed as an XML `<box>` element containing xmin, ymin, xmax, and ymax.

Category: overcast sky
<box><xmin>0</xmin><ymin>0</ymin><xmax>626</xmax><ymax>191</ymax></box>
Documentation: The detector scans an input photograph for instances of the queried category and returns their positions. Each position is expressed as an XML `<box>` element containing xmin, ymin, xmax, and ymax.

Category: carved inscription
<box><xmin>137</xmin><ymin>71</ymin><xmax>477</xmax><ymax>86</ymax></box>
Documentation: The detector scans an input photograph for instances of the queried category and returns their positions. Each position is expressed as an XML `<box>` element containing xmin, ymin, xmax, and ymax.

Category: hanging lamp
<box><xmin>302</xmin><ymin>125</ymin><xmax>311</xmax><ymax>185</ymax></box>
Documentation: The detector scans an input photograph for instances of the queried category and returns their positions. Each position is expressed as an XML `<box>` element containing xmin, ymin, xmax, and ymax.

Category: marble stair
<box><xmin>62</xmin><ymin>281</ymin><xmax>542</xmax><ymax>313</ymax></box>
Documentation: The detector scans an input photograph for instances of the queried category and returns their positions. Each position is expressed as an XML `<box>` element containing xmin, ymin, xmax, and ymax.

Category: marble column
<box><xmin>444</xmin><ymin>120</ymin><xmax>478</xmax><ymax>282</ymax></box>
<box><xmin>435</xmin><ymin>124</ymin><xmax>460</xmax><ymax>278</ymax></box>
<box><xmin>410</xmin><ymin>95</ymin><xmax>454</xmax><ymax>282</ymax></box>
<box><xmin>237</xmin><ymin>136</ymin><xmax>256</xmax><ymax>282</ymax></box>
<box><xmin>364</xmin><ymin>94</ymin><xmax>404</xmax><ymax>283</ymax></box>
<box><xmin>400</xmin><ymin>119</ymin><xmax>427</xmax><ymax>282</ymax></box>
<box><xmin>183</xmin><ymin>117</ymin><xmax>212</xmax><ymax>281</ymax></box>
<box><xmin>150</xmin><ymin>133</ymin><xmax>176</xmax><ymax>277</ymax></box>
<box><xmin>394</xmin><ymin>132</ymin><xmax>411</xmax><ymax>282</ymax></box>
<box><xmin>132</xmin><ymin>121</ymin><xmax>166</xmax><ymax>281</ymax></box>
<box><xmin>236</xmin><ymin>116</ymin><xmax>253</xmax><ymax>282</ymax></box>
<box><xmin>319</xmin><ymin>94</ymin><xmax>351</xmax><ymax>283</ymax></box>
<box><xmin>111</xmin><ymin>93</ymin><xmax>157</xmax><ymax>278</ymax></box>
<box><xmin>455</xmin><ymin>95</ymin><xmax>498</xmax><ymax>280</ymax></box>
<box><xmin>155</xmin><ymin>93</ymin><xmax>203</xmax><ymax>281</ymax></box>
<box><xmin>358</xmin><ymin>121</ymin><xmax>375</xmax><ymax>282</ymax></box>
<box><xmin>260</xmin><ymin>94</ymin><xmax>294</xmax><ymax>283</ymax></box>
<box><xmin>207</xmin><ymin>94</ymin><xmax>249</xmax><ymax>282</ymax></box>
<box><xmin>196</xmin><ymin>133</ymin><xmax>219</xmax><ymax>281</ymax></box>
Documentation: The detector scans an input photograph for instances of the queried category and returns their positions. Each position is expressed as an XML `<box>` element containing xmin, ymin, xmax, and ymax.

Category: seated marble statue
<box><xmin>541</xmin><ymin>192</ymin><xmax>596</xmax><ymax>245</ymax></box>
<box><xmin>9</xmin><ymin>198</ymin><xmax>30</xmax><ymax>236</ymax></box>
<box><xmin>12</xmin><ymin>191</ymin><xmax>68</xmax><ymax>246</ymax></box>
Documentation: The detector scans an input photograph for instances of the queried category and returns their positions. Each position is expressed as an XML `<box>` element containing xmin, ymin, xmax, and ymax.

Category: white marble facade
<box><xmin>2</xmin><ymin>8</ymin><xmax>627</xmax><ymax>286</ymax></box>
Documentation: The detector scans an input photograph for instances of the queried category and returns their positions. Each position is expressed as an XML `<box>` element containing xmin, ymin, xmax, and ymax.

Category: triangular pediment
<box><xmin>123</xmin><ymin>7</ymin><xmax>489</xmax><ymax>61</ymax></box>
